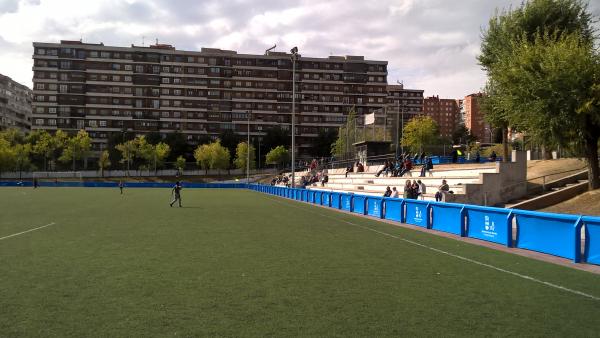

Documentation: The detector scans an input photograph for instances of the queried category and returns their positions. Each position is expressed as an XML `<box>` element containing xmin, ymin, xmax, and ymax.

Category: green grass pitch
<box><xmin>1</xmin><ymin>187</ymin><xmax>600</xmax><ymax>337</ymax></box>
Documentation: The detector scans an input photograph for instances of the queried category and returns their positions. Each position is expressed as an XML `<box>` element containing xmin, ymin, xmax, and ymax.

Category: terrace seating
<box><xmin>305</xmin><ymin>163</ymin><xmax>498</xmax><ymax>203</ymax></box>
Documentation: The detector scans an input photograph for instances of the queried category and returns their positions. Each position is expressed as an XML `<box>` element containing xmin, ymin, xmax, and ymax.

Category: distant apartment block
<box><xmin>0</xmin><ymin>74</ymin><xmax>32</xmax><ymax>132</ymax></box>
<box><xmin>31</xmin><ymin>40</ymin><xmax>390</xmax><ymax>156</ymax></box>
<box><xmin>386</xmin><ymin>84</ymin><xmax>423</xmax><ymax>124</ymax></box>
<box><xmin>423</xmin><ymin>95</ymin><xmax>461</xmax><ymax>139</ymax></box>
<box><xmin>463</xmin><ymin>93</ymin><xmax>490</xmax><ymax>142</ymax></box>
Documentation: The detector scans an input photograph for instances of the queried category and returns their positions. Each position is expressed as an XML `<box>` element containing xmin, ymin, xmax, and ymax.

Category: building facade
<box><xmin>31</xmin><ymin>40</ymin><xmax>389</xmax><ymax>157</ymax></box>
<box><xmin>423</xmin><ymin>95</ymin><xmax>461</xmax><ymax>139</ymax></box>
<box><xmin>463</xmin><ymin>93</ymin><xmax>490</xmax><ymax>142</ymax></box>
<box><xmin>0</xmin><ymin>74</ymin><xmax>32</xmax><ymax>132</ymax></box>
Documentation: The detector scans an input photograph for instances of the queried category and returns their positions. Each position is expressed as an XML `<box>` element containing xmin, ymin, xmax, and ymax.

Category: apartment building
<box><xmin>463</xmin><ymin>92</ymin><xmax>490</xmax><ymax>142</ymax></box>
<box><xmin>0</xmin><ymin>74</ymin><xmax>32</xmax><ymax>132</ymax></box>
<box><xmin>423</xmin><ymin>95</ymin><xmax>461</xmax><ymax>139</ymax></box>
<box><xmin>31</xmin><ymin>40</ymin><xmax>388</xmax><ymax>156</ymax></box>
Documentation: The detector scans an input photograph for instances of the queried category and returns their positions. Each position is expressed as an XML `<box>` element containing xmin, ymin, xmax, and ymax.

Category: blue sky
<box><xmin>1</xmin><ymin>0</ymin><xmax>598</xmax><ymax>98</ymax></box>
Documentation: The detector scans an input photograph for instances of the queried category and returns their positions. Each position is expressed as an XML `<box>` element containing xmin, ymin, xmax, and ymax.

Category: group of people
<box><xmin>345</xmin><ymin>161</ymin><xmax>365</xmax><ymax>177</ymax></box>
<box><xmin>383</xmin><ymin>180</ymin><xmax>427</xmax><ymax>199</ymax></box>
<box><xmin>375</xmin><ymin>153</ymin><xmax>434</xmax><ymax>178</ymax></box>
<box><xmin>270</xmin><ymin>175</ymin><xmax>290</xmax><ymax>186</ymax></box>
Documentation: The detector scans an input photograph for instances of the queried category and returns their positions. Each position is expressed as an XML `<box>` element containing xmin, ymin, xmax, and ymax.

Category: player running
<box><xmin>170</xmin><ymin>181</ymin><xmax>182</xmax><ymax>207</ymax></box>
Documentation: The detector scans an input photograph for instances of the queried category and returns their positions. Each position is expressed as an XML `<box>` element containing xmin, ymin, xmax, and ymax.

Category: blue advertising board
<box><xmin>383</xmin><ymin>198</ymin><xmax>404</xmax><ymax>222</ymax></box>
<box><xmin>330</xmin><ymin>192</ymin><xmax>341</xmax><ymax>209</ymax></box>
<box><xmin>514</xmin><ymin>210</ymin><xmax>582</xmax><ymax>262</ymax></box>
<box><xmin>366</xmin><ymin>196</ymin><xmax>384</xmax><ymax>218</ymax></box>
<box><xmin>465</xmin><ymin>205</ymin><xmax>512</xmax><ymax>246</ymax></box>
<box><xmin>321</xmin><ymin>192</ymin><xmax>331</xmax><ymax>207</ymax></box>
<box><xmin>341</xmin><ymin>193</ymin><xmax>353</xmax><ymax>212</ymax></box>
<box><xmin>404</xmin><ymin>200</ymin><xmax>430</xmax><ymax>228</ymax></box>
<box><xmin>583</xmin><ymin>216</ymin><xmax>600</xmax><ymax>265</ymax></box>
<box><xmin>353</xmin><ymin>195</ymin><xmax>367</xmax><ymax>215</ymax></box>
<box><xmin>430</xmin><ymin>202</ymin><xmax>465</xmax><ymax>236</ymax></box>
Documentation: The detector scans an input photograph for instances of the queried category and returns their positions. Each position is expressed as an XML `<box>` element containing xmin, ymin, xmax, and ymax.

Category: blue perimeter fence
<box><xmin>1</xmin><ymin>180</ymin><xmax>599</xmax><ymax>266</ymax></box>
<box><xmin>247</xmin><ymin>184</ymin><xmax>600</xmax><ymax>266</ymax></box>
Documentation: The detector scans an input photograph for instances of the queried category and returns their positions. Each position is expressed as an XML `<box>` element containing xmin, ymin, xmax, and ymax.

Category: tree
<box><xmin>13</xmin><ymin>143</ymin><xmax>32</xmax><ymax>179</ymax></box>
<box><xmin>31</xmin><ymin>130</ymin><xmax>66</xmax><ymax>171</ymax></box>
<box><xmin>266</xmin><ymin>145</ymin><xmax>289</xmax><ymax>169</ymax></box>
<box><xmin>98</xmin><ymin>150</ymin><xmax>111</xmax><ymax>177</ymax></box>
<box><xmin>452</xmin><ymin>124</ymin><xmax>477</xmax><ymax>145</ymax></box>
<box><xmin>310</xmin><ymin>128</ymin><xmax>338</xmax><ymax>158</ymax></box>
<box><xmin>209</xmin><ymin>140</ymin><xmax>231</xmax><ymax>172</ymax></box>
<box><xmin>233</xmin><ymin>142</ymin><xmax>256</xmax><ymax>170</ymax></box>
<box><xmin>479</xmin><ymin>0</ymin><xmax>596</xmax><ymax>166</ymax></box>
<box><xmin>116</xmin><ymin>139</ymin><xmax>137</xmax><ymax>176</ymax></box>
<box><xmin>194</xmin><ymin>143</ymin><xmax>212</xmax><ymax>174</ymax></box>
<box><xmin>59</xmin><ymin>130</ymin><xmax>91</xmax><ymax>171</ymax></box>
<box><xmin>153</xmin><ymin>142</ymin><xmax>171</xmax><ymax>173</ymax></box>
<box><xmin>489</xmin><ymin>32</ymin><xmax>600</xmax><ymax>189</ymax></box>
<box><xmin>175</xmin><ymin>155</ymin><xmax>186</xmax><ymax>174</ymax></box>
<box><xmin>331</xmin><ymin>108</ymin><xmax>359</xmax><ymax>158</ymax></box>
<box><xmin>193</xmin><ymin>140</ymin><xmax>230</xmax><ymax>173</ymax></box>
<box><xmin>401</xmin><ymin>116</ymin><xmax>440</xmax><ymax>153</ymax></box>
<box><xmin>0</xmin><ymin>138</ymin><xmax>16</xmax><ymax>178</ymax></box>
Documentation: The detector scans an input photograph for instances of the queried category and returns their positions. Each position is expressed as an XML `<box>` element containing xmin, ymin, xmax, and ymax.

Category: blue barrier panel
<box><xmin>366</xmin><ymin>196</ymin><xmax>384</xmax><ymax>218</ymax></box>
<box><xmin>383</xmin><ymin>198</ymin><xmax>404</xmax><ymax>222</ymax></box>
<box><xmin>583</xmin><ymin>216</ymin><xmax>600</xmax><ymax>265</ymax></box>
<box><xmin>314</xmin><ymin>191</ymin><xmax>322</xmax><ymax>205</ymax></box>
<box><xmin>330</xmin><ymin>192</ymin><xmax>341</xmax><ymax>209</ymax></box>
<box><xmin>321</xmin><ymin>192</ymin><xmax>331</xmax><ymax>207</ymax></box>
<box><xmin>308</xmin><ymin>190</ymin><xmax>316</xmax><ymax>203</ymax></box>
<box><xmin>514</xmin><ymin>210</ymin><xmax>582</xmax><ymax>262</ymax></box>
<box><xmin>296</xmin><ymin>189</ymin><xmax>303</xmax><ymax>201</ymax></box>
<box><xmin>404</xmin><ymin>199</ymin><xmax>430</xmax><ymax>228</ymax></box>
<box><xmin>430</xmin><ymin>202</ymin><xmax>465</xmax><ymax>236</ymax></box>
<box><xmin>464</xmin><ymin>205</ymin><xmax>513</xmax><ymax>246</ymax></box>
<box><xmin>352</xmin><ymin>195</ymin><xmax>367</xmax><ymax>215</ymax></box>
<box><xmin>287</xmin><ymin>188</ymin><xmax>293</xmax><ymax>199</ymax></box>
<box><xmin>341</xmin><ymin>193</ymin><xmax>353</xmax><ymax>212</ymax></box>
<box><xmin>302</xmin><ymin>189</ymin><xmax>308</xmax><ymax>202</ymax></box>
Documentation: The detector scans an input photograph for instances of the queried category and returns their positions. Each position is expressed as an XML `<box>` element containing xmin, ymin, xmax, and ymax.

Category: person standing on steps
<box><xmin>170</xmin><ymin>181</ymin><xmax>183</xmax><ymax>207</ymax></box>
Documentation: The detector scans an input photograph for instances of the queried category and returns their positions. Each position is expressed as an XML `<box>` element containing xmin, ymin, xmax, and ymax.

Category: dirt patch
<box><xmin>540</xmin><ymin>189</ymin><xmax>600</xmax><ymax>216</ymax></box>
<box><xmin>527</xmin><ymin>158</ymin><xmax>587</xmax><ymax>181</ymax></box>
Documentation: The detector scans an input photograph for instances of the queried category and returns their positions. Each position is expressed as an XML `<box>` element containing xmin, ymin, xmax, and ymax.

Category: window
<box><xmin>90</xmin><ymin>51</ymin><xmax>98</xmax><ymax>58</ymax></box>
<box><xmin>36</xmin><ymin>83</ymin><xmax>45</xmax><ymax>90</ymax></box>
<box><xmin>48</xmin><ymin>96</ymin><xmax>56</xmax><ymax>102</ymax></box>
<box><xmin>59</xmin><ymin>85</ymin><xmax>68</xmax><ymax>93</ymax></box>
<box><xmin>135</xmin><ymin>65</ymin><xmax>144</xmax><ymax>72</ymax></box>
<box><xmin>100</xmin><ymin>51</ymin><xmax>110</xmax><ymax>58</ymax></box>
<box><xmin>162</xmin><ymin>77</ymin><xmax>170</xmax><ymax>84</ymax></box>
<box><xmin>37</xmin><ymin>48</ymin><xmax>46</xmax><ymax>55</ymax></box>
<box><xmin>124</xmin><ymin>76</ymin><xmax>132</xmax><ymax>82</ymax></box>
<box><xmin>89</xmin><ymin>120</ymin><xmax>98</xmax><ymax>128</ymax></box>
<box><xmin>35</xmin><ymin>119</ymin><xmax>44</xmax><ymax>125</ymax></box>
<box><xmin>124</xmin><ymin>64</ymin><xmax>132</xmax><ymax>71</ymax></box>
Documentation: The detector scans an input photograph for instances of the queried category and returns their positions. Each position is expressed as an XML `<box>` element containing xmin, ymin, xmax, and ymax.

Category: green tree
<box><xmin>194</xmin><ymin>143</ymin><xmax>212</xmax><ymax>174</ymax></box>
<box><xmin>489</xmin><ymin>32</ymin><xmax>600</xmax><ymax>188</ymax></box>
<box><xmin>209</xmin><ymin>140</ymin><xmax>231</xmax><ymax>172</ymax></box>
<box><xmin>331</xmin><ymin>108</ymin><xmax>359</xmax><ymax>158</ymax></box>
<box><xmin>59</xmin><ymin>130</ymin><xmax>91</xmax><ymax>171</ymax></box>
<box><xmin>233</xmin><ymin>142</ymin><xmax>256</xmax><ymax>170</ymax></box>
<box><xmin>116</xmin><ymin>139</ymin><xmax>137</xmax><ymax>175</ymax></box>
<box><xmin>266</xmin><ymin>145</ymin><xmax>290</xmax><ymax>169</ymax></box>
<box><xmin>175</xmin><ymin>155</ymin><xmax>186</xmax><ymax>174</ymax></box>
<box><xmin>13</xmin><ymin>143</ymin><xmax>32</xmax><ymax>179</ymax></box>
<box><xmin>98</xmin><ymin>150</ymin><xmax>111</xmax><ymax>177</ymax></box>
<box><xmin>153</xmin><ymin>142</ymin><xmax>171</xmax><ymax>173</ymax></box>
<box><xmin>479</xmin><ymin>0</ymin><xmax>595</xmax><ymax>164</ymax></box>
<box><xmin>310</xmin><ymin>128</ymin><xmax>338</xmax><ymax>158</ymax></box>
<box><xmin>401</xmin><ymin>116</ymin><xmax>440</xmax><ymax>153</ymax></box>
<box><xmin>31</xmin><ymin>130</ymin><xmax>65</xmax><ymax>171</ymax></box>
<box><xmin>0</xmin><ymin>138</ymin><xmax>16</xmax><ymax>178</ymax></box>
<box><xmin>452</xmin><ymin>123</ymin><xmax>477</xmax><ymax>145</ymax></box>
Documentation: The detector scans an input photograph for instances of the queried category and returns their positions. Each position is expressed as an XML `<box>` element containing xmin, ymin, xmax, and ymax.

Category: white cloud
<box><xmin>0</xmin><ymin>0</ymin><xmax>599</xmax><ymax>100</ymax></box>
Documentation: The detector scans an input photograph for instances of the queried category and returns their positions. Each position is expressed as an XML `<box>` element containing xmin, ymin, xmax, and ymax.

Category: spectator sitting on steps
<box><xmin>375</xmin><ymin>160</ymin><xmax>390</xmax><ymax>177</ymax></box>
<box><xmin>383</xmin><ymin>186</ymin><xmax>392</xmax><ymax>197</ymax></box>
<box><xmin>489</xmin><ymin>151</ymin><xmax>497</xmax><ymax>162</ymax></box>
<box><xmin>345</xmin><ymin>163</ymin><xmax>354</xmax><ymax>178</ymax></box>
<box><xmin>399</xmin><ymin>158</ymin><xmax>413</xmax><ymax>177</ymax></box>
<box><xmin>356</xmin><ymin>161</ymin><xmax>365</xmax><ymax>172</ymax></box>
<box><xmin>435</xmin><ymin>179</ymin><xmax>450</xmax><ymax>202</ymax></box>
<box><xmin>391</xmin><ymin>187</ymin><xmax>399</xmax><ymax>198</ymax></box>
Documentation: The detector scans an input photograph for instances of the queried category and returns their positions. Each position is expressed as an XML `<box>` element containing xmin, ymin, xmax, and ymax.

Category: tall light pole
<box><xmin>247</xmin><ymin>110</ymin><xmax>251</xmax><ymax>185</ymax></box>
<box><xmin>290</xmin><ymin>46</ymin><xmax>299</xmax><ymax>188</ymax></box>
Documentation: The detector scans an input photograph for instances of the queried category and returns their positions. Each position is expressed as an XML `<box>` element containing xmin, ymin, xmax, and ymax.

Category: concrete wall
<box><xmin>460</xmin><ymin>150</ymin><xmax>528</xmax><ymax>206</ymax></box>
<box><xmin>509</xmin><ymin>181</ymin><xmax>588</xmax><ymax>210</ymax></box>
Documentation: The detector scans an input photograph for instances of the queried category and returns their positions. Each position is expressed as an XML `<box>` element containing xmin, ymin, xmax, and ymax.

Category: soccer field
<box><xmin>1</xmin><ymin>187</ymin><xmax>599</xmax><ymax>337</ymax></box>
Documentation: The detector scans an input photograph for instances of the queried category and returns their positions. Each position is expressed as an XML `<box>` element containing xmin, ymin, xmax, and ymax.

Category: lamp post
<box><xmin>247</xmin><ymin>110</ymin><xmax>251</xmax><ymax>185</ymax></box>
<box><xmin>290</xmin><ymin>46</ymin><xmax>299</xmax><ymax>188</ymax></box>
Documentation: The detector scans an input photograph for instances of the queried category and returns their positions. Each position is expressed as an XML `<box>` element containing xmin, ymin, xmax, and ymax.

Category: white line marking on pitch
<box><xmin>263</xmin><ymin>195</ymin><xmax>600</xmax><ymax>301</ymax></box>
<box><xmin>0</xmin><ymin>222</ymin><xmax>57</xmax><ymax>241</ymax></box>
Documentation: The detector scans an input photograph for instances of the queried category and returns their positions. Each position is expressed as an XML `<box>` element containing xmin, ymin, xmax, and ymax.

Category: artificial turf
<box><xmin>0</xmin><ymin>187</ymin><xmax>599</xmax><ymax>337</ymax></box>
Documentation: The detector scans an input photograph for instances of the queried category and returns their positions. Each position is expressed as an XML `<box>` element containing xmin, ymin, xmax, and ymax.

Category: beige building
<box><xmin>0</xmin><ymin>74</ymin><xmax>32</xmax><ymax>132</ymax></box>
<box><xmin>32</xmin><ymin>40</ymin><xmax>390</xmax><ymax>157</ymax></box>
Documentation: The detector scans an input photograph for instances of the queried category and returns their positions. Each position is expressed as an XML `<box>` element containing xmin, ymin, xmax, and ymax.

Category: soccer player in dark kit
<box><xmin>170</xmin><ymin>181</ymin><xmax>182</xmax><ymax>207</ymax></box>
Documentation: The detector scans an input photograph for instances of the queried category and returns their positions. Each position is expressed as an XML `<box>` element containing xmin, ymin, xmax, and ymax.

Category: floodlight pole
<box><xmin>291</xmin><ymin>47</ymin><xmax>299</xmax><ymax>188</ymax></box>
<box><xmin>247</xmin><ymin>110</ymin><xmax>250</xmax><ymax>185</ymax></box>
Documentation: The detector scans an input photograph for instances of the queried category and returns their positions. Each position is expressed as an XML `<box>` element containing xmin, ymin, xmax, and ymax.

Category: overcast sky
<box><xmin>1</xmin><ymin>0</ymin><xmax>599</xmax><ymax>98</ymax></box>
